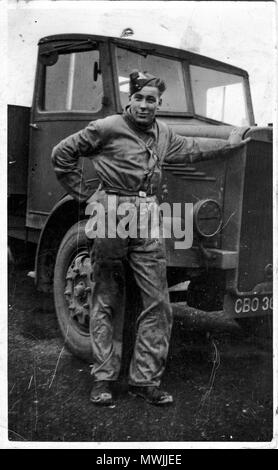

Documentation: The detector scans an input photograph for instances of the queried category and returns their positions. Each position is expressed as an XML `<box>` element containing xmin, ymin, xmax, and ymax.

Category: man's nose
<box><xmin>139</xmin><ymin>99</ymin><xmax>147</xmax><ymax>108</ymax></box>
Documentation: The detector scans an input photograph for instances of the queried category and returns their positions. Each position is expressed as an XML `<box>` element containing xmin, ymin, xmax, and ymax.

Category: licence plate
<box><xmin>233</xmin><ymin>294</ymin><xmax>273</xmax><ymax>317</ymax></box>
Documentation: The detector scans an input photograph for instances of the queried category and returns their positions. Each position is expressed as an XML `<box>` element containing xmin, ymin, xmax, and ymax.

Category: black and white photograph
<box><xmin>2</xmin><ymin>0</ymin><xmax>276</xmax><ymax>449</ymax></box>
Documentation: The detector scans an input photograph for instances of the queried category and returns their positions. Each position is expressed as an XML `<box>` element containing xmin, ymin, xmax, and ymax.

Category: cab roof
<box><xmin>38</xmin><ymin>33</ymin><xmax>249</xmax><ymax>78</ymax></box>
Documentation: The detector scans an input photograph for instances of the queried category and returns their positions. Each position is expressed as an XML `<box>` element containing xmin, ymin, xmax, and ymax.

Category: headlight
<box><xmin>193</xmin><ymin>199</ymin><xmax>222</xmax><ymax>238</ymax></box>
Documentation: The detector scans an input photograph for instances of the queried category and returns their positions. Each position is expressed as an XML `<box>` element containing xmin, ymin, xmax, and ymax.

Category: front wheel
<box><xmin>53</xmin><ymin>220</ymin><xmax>94</xmax><ymax>362</ymax></box>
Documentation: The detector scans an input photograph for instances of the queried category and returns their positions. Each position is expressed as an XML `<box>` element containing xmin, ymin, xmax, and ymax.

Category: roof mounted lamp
<box><xmin>120</xmin><ymin>28</ymin><xmax>134</xmax><ymax>38</ymax></box>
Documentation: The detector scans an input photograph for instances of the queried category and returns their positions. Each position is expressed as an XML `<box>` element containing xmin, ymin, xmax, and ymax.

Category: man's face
<box><xmin>129</xmin><ymin>86</ymin><xmax>162</xmax><ymax>125</ymax></box>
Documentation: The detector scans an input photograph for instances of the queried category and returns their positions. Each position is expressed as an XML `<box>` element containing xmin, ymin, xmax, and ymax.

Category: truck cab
<box><xmin>8</xmin><ymin>34</ymin><xmax>272</xmax><ymax>360</ymax></box>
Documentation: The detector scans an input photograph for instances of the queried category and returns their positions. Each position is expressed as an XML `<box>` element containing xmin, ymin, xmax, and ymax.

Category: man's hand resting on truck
<box><xmin>228</xmin><ymin>127</ymin><xmax>245</xmax><ymax>145</ymax></box>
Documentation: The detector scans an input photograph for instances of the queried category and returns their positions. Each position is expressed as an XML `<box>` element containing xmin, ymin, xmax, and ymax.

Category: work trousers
<box><xmin>87</xmin><ymin>194</ymin><xmax>173</xmax><ymax>386</ymax></box>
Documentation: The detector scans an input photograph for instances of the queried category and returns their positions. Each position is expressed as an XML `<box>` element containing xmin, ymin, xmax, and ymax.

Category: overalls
<box><xmin>88</xmin><ymin>191</ymin><xmax>172</xmax><ymax>386</ymax></box>
<box><xmin>51</xmin><ymin>111</ymin><xmax>231</xmax><ymax>386</ymax></box>
<box><xmin>86</xmin><ymin>114</ymin><xmax>173</xmax><ymax>386</ymax></box>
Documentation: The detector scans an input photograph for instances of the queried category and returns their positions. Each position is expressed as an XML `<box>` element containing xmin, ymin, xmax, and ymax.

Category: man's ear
<box><xmin>158</xmin><ymin>97</ymin><xmax>162</xmax><ymax>106</ymax></box>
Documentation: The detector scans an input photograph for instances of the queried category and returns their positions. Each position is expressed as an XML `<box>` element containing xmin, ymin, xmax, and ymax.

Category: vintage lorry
<box><xmin>8</xmin><ymin>34</ymin><xmax>273</xmax><ymax>360</ymax></box>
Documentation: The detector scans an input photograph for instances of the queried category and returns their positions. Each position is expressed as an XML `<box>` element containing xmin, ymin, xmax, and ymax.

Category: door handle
<box><xmin>29</xmin><ymin>123</ymin><xmax>40</xmax><ymax>130</ymax></box>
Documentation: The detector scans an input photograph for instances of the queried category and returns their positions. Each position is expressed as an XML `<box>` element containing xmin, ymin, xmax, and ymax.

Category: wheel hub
<box><xmin>64</xmin><ymin>253</ymin><xmax>94</xmax><ymax>331</ymax></box>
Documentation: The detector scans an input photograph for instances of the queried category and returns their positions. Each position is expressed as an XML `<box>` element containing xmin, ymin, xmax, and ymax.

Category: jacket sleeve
<box><xmin>51</xmin><ymin>121</ymin><xmax>104</xmax><ymax>203</ymax></box>
<box><xmin>164</xmin><ymin>127</ymin><xmax>246</xmax><ymax>164</ymax></box>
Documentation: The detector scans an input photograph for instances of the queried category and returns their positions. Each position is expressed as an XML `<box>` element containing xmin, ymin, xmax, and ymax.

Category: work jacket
<box><xmin>51</xmin><ymin>112</ymin><xmax>233</xmax><ymax>203</ymax></box>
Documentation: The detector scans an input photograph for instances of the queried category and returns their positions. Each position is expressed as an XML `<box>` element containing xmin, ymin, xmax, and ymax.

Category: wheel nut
<box><xmin>74</xmin><ymin>284</ymin><xmax>85</xmax><ymax>296</ymax></box>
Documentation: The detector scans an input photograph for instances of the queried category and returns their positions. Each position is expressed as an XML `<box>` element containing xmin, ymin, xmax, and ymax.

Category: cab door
<box><xmin>26</xmin><ymin>37</ymin><xmax>115</xmax><ymax>230</ymax></box>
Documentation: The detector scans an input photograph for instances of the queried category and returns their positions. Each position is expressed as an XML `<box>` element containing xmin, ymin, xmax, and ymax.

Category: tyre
<box><xmin>53</xmin><ymin>220</ymin><xmax>93</xmax><ymax>362</ymax></box>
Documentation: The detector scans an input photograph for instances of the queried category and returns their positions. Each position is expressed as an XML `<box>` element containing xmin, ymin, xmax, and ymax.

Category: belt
<box><xmin>101</xmin><ymin>185</ymin><xmax>155</xmax><ymax>198</ymax></box>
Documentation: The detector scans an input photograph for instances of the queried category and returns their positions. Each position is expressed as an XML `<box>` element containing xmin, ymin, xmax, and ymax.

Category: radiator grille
<box><xmin>238</xmin><ymin>141</ymin><xmax>272</xmax><ymax>292</ymax></box>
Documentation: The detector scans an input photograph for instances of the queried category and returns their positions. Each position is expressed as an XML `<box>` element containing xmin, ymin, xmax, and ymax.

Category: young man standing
<box><xmin>52</xmin><ymin>70</ymin><xmax>244</xmax><ymax>406</ymax></box>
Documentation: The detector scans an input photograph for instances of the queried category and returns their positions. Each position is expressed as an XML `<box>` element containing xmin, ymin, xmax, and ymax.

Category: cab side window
<box><xmin>43</xmin><ymin>49</ymin><xmax>103</xmax><ymax>112</ymax></box>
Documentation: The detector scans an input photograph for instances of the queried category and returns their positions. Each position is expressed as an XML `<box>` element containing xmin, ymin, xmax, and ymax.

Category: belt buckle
<box><xmin>139</xmin><ymin>191</ymin><xmax>147</xmax><ymax>198</ymax></box>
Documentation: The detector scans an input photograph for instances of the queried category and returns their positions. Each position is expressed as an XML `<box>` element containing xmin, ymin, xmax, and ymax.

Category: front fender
<box><xmin>35</xmin><ymin>194</ymin><xmax>87</xmax><ymax>292</ymax></box>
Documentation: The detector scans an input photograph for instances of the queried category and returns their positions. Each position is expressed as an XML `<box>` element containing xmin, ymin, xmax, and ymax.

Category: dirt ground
<box><xmin>7</xmin><ymin>248</ymin><xmax>273</xmax><ymax>444</ymax></box>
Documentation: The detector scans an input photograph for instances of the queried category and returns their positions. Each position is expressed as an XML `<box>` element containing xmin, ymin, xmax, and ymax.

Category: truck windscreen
<box><xmin>190</xmin><ymin>65</ymin><xmax>249</xmax><ymax>126</ymax></box>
